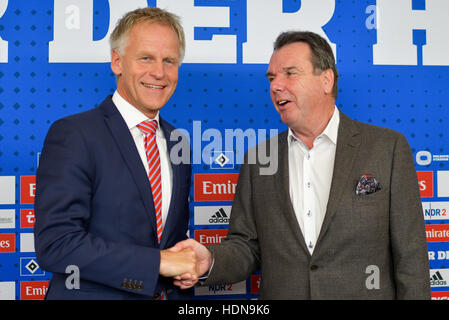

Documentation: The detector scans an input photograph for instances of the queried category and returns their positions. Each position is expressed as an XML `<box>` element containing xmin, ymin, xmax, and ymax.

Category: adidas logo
<box><xmin>430</xmin><ymin>271</ymin><xmax>447</xmax><ymax>286</ymax></box>
<box><xmin>209</xmin><ymin>208</ymin><xmax>230</xmax><ymax>224</ymax></box>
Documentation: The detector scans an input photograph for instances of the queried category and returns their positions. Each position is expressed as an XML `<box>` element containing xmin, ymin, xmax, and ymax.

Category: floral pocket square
<box><xmin>355</xmin><ymin>174</ymin><xmax>381</xmax><ymax>195</ymax></box>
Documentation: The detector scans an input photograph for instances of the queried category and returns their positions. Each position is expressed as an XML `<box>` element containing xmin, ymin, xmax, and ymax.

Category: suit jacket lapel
<box><xmin>316</xmin><ymin>111</ymin><xmax>361</xmax><ymax>246</ymax></box>
<box><xmin>100</xmin><ymin>97</ymin><xmax>159</xmax><ymax>241</ymax></box>
<box><xmin>275</xmin><ymin>131</ymin><xmax>311</xmax><ymax>256</ymax></box>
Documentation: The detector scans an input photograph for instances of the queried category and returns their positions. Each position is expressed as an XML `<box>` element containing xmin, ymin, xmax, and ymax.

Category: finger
<box><xmin>173</xmin><ymin>277</ymin><xmax>193</xmax><ymax>286</ymax></box>
<box><xmin>182</xmin><ymin>280</ymin><xmax>193</xmax><ymax>286</ymax></box>
<box><xmin>189</xmin><ymin>273</ymin><xmax>198</xmax><ymax>282</ymax></box>
<box><xmin>173</xmin><ymin>273</ymin><xmax>192</xmax><ymax>281</ymax></box>
<box><xmin>183</xmin><ymin>279</ymin><xmax>198</xmax><ymax>289</ymax></box>
<box><xmin>179</xmin><ymin>281</ymin><xmax>194</xmax><ymax>289</ymax></box>
<box><xmin>173</xmin><ymin>279</ymin><xmax>192</xmax><ymax>289</ymax></box>
<box><xmin>167</xmin><ymin>244</ymin><xmax>182</xmax><ymax>252</ymax></box>
<box><xmin>172</xmin><ymin>240</ymin><xmax>190</xmax><ymax>251</ymax></box>
<box><xmin>174</xmin><ymin>277</ymin><xmax>198</xmax><ymax>290</ymax></box>
<box><xmin>179</xmin><ymin>273</ymin><xmax>193</xmax><ymax>280</ymax></box>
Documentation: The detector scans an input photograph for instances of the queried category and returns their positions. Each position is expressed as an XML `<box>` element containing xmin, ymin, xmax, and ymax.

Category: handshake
<box><xmin>159</xmin><ymin>239</ymin><xmax>212</xmax><ymax>289</ymax></box>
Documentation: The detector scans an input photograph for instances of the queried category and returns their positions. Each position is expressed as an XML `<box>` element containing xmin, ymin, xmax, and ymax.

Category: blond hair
<box><xmin>110</xmin><ymin>7</ymin><xmax>185</xmax><ymax>61</ymax></box>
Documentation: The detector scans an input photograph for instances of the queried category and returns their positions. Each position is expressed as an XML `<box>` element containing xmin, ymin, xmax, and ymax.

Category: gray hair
<box><xmin>274</xmin><ymin>31</ymin><xmax>338</xmax><ymax>98</ymax></box>
<box><xmin>110</xmin><ymin>7</ymin><xmax>185</xmax><ymax>62</ymax></box>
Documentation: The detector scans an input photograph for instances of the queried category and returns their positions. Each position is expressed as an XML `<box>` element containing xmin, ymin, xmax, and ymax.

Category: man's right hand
<box><xmin>170</xmin><ymin>239</ymin><xmax>213</xmax><ymax>289</ymax></box>
<box><xmin>159</xmin><ymin>248</ymin><xmax>198</xmax><ymax>279</ymax></box>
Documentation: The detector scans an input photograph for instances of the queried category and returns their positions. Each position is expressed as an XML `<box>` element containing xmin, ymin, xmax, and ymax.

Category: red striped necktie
<box><xmin>137</xmin><ymin>119</ymin><xmax>163</xmax><ymax>243</ymax></box>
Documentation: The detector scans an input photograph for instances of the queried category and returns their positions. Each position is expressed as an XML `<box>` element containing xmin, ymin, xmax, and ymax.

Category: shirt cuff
<box><xmin>197</xmin><ymin>256</ymin><xmax>214</xmax><ymax>285</ymax></box>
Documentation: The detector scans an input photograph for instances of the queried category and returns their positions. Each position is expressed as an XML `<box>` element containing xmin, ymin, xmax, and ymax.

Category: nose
<box><xmin>149</xmin><ymin>61</ymin><xmax>165</xmax><ymax>79</ymax></box>
<box><xmin>270</xmin><ymin>76</ymin><xmax>285</xmax><ymax>93</ymax></box>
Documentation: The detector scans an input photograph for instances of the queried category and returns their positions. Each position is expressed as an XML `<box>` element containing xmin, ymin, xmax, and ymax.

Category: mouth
<box><xmin>142</xmin><ymin>82</ymin><xmax>165</xmax><ymax>90</ymax></box>
<box><xmin>276</xmin><ymin>99</ymin><xmax>291</xmax><ymax>108</ymax></box>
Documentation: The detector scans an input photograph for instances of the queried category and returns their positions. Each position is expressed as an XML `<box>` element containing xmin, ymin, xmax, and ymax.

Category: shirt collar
<box><xmin>319</xmin><ymin>105</ymin><xmax>339</xmax><ymax>145</ymax></box>
<box><xmin>288</xmin><ymin>105</ymin><xmax>340</xmax><ymax>147</ymax></box>
<box><xmin>112</xmin><ymin>90</ymin><xmax>160</xmax><ymax>131</ymax></box>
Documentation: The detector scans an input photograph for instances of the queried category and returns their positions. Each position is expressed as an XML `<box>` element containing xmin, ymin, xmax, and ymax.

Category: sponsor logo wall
<box><xmin>0</xmin><ymin>1</ymin><xmax>448</xmax><ymax>299</ymax></box>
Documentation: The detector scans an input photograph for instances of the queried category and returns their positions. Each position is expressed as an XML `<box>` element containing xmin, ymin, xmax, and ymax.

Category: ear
<box><xmin>110</xmin><ymin>49</ymin><xmax>122</xmax><ymax>76</ymax></box>
<box><xmin>320</xmin><ymin>68</ymin><xmax>334</xmax><ymax>95</ymax></box>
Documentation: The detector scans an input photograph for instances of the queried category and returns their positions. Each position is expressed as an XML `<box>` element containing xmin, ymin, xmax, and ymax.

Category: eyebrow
<box><xmin>265</xmin><ymin>66</ymin><xmax>300</xmax><ymax>78</ymax></box>
<box><xmin>165</xmin><ymin>56</ymin><xmax>180</xmax><ymax>64</ymax></box>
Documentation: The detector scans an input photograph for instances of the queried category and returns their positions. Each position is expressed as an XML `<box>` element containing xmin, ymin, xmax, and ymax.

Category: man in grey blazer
<box><xmin>172</xmin><ymin>31</ymin><xmax>431</xmax><ymax>299</ymax></box>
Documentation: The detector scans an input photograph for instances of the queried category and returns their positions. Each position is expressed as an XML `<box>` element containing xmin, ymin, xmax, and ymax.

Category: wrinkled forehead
<box><xmin>121</xmin><ymin>21</ymin><xmax>183</xmax><ymax>59</ymax></box>
<box><xmin>267</xmin><ymin>42</ymin><xmax>314</xmax><ymax>73</ymax></box>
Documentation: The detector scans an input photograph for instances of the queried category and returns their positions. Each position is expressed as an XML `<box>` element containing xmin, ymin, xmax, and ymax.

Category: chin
<box><xmin>279</xmin><ymin>114</ymin><xmax>295</xmax><ymax>127</ymax></box>
<box><xmin>135</xmin><ymin>104</ymin><xmax>159</xmax><ymax>117</ymax></box>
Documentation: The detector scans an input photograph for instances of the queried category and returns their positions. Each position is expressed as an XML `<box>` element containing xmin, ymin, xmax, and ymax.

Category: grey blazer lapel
<box><xmin>316</xmin><ymin>111</ymin><xmax>361</xmax><ymax>245</ymax></box>
<box><xmin>274</xmin><ymin>131</ymin><xmax>311</xmax><ymax>256</ymax></box>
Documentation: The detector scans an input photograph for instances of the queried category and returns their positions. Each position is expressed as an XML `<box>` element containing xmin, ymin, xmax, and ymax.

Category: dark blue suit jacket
<box><xmin>34</xmin><ymin>96</ymin><xmax>192</xmax><ymax>299</ymax></box>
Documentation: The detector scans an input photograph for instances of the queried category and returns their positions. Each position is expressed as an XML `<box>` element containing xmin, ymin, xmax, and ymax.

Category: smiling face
<box><xmin>111</xmin><ymin>21</ymin><xmax>180</xmax><ymax>119</ymax></box>
<box><xmin>266</xmin><ymin>42</ymin><xmax>334</xmax><ymax>136</ymax></box>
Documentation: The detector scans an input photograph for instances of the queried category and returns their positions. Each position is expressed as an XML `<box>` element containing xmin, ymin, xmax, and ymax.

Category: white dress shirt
<box><xmin>288</xmin><ymin>106</ymin><xmax>339</xmax><ymax>254</ymax></box>
<box><xmin>112</xmin><ymin>91</ymin><xmax>172</xmax><ymax>231</ymax></box>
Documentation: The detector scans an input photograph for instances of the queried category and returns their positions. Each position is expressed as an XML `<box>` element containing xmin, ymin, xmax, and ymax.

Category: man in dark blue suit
<box><xmin>34</xmin><ymin>7</ymin><xmax>196</xmax><ymax>300</ymax></box>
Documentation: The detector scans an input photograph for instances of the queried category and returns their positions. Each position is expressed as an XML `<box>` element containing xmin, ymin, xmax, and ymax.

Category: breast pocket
<box><xmin>353</xmin><ymin>189</ymin><xmax>390</xmax><ymax>241</ymax></box>
<box><xmin>353</xmin><ymin>188</ymin><xmax>388</xmax><ymax>204</ymax></box>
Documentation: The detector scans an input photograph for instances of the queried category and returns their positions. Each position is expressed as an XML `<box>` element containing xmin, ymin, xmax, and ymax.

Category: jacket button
<box><xmin>153</xmin><ymin>292</ymin><xmax>160</xmax><ymax>300</ymax></box>
<box><xmin>310</xmin><ymin>265</ymin><xmax>318</xmax><ymax>271</ymax></box>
